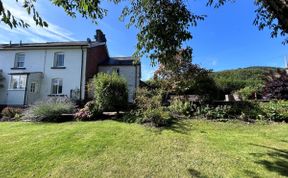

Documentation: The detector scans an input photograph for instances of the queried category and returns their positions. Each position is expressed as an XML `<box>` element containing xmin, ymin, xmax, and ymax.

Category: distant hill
<box><xmin>211</xmin><ymin>66</ymin><xmax>284</xmax><ymax>94</ymax></box>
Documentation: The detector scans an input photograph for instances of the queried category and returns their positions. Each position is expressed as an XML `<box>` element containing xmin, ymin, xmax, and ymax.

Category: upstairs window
<box><xmin>10</xmin><ymin>75</ymin><xmax>27</xmax><ymax>89</ymax></box>
<box><xmin>51</xmin><ymin>78</ymin><xmax>63</xmax><ymax>95</ymax></box>
<box><xmin>14</xmin><ymin>53</ymin><xmax>25</xmax><ymax>68</ymax></box>
<box><xmin>54</xmin><ymin>52</ymin><xmax>64</xmax><ymax>67</ymax></box>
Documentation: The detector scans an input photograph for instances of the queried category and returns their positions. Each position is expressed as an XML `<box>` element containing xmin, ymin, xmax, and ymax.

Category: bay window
<box><xmin>10</xmin><ymin>75</ymin><xmax>27</xmax><ymax>89</ymax></box>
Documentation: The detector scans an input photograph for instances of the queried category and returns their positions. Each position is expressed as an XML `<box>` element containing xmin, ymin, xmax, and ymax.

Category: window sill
<box><xmin>48</xmin><ymin>94</ymin><xmax>66</xmax><ymax>97</ymax></box>
<box><xmin>51</xmin><ymin>67</ymin><xmax>66</xmax><ymax>69</ymax></box>
<box><xmin>11</xmin><ymin>67</ymin><xmax>26</xmax><ymax>70</ymax></box>
<box><xmin>8</xmin><ymin>89</ymin><xmax>26</xmax><ymax>91</ymax></box>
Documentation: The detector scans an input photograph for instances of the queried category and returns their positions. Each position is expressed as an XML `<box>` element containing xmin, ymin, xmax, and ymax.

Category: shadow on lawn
<box><xmin>187</xmin><ymin>168</ymin><xmax>208</xmax><ymax>178</ymax></box>
<box><xmin>162</xmin><ymin>120</ymin><xmax>192</xmax><ymax>134</ymax></box>
<box><xmin>250</xmin><ymin>144</ymin><xmax>288</xmax><ymax>177</ymax></box>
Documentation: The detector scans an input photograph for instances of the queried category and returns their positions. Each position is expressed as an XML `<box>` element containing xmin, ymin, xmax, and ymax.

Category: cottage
<box><xmin>0</xmin><ymin>31</ymin><xmax>141</xmax><ymax>106</ymax></box>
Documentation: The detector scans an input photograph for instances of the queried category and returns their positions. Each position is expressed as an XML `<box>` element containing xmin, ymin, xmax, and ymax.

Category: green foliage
<box><xmin>134</xmin><ymin>87</ymin><xmax>173</xmax><ymax>127</ymax></box>
<box><xmin>74</xmin><ymin>101</ymin><xmax>102</xmax><ymax>121</ymax></box>
<box><xmin>254</xmin><ymin>0</ymin><xmax>288</xmax><ymax>44</ymax></box>
<box><xmin>1</xmin><ymin>107</ymin><xmax>23</xmax><ymax>120</ymax></box>
<box><xmin>259</xmin><ymin>101</ymin><xmax>288</xmax><ymax>122</ymax></box>
<box><xmin>0</xmin><ymin>0</ymin><xmax>47</xmax><ymax>28</ymax></box>
<box><xmin>139</xmin><ymin>107</ymin><xmax>172</xmax><ymax>127</ymax></box>
<box><xmin>24</xmin><ymin>97</ymin><xmax>75</xmax><ymax>122</ymax></box>
<box><xmin>135</xmin><ymin>87</ymin><xmax>163</xmax><ymax>111</ymax></box>
<box><xmin>196</xmin><ymin>101</ymin><xmax>264</xmax><ymax>121</ymax></box>
<box><xmin>236</xmin><ymin>84</ymin><xmax>264</xmax><ymax>100</ymax></box>
<box><xmin>212</xmin><ymin>66</ymin><xmax>279</xmax><ymax>96</ymax></box>
<box><xmin>154</xmin><ymin>59</ymin><xmax>217</xmax><ymax>99</ymax></box>
<box><xmin>196</xmin><ymin>105</ymin><xmax>232</xmax><ymax>120</ymax></box>
<box><xmin>119</xmin><ymin>0</ymin><xmax>204</xmax><ymax>66</ymax></box>
<box><xmin>92</xmin><ymin>72</ymin><xmax>128</xmax><ymax>112</ymax></box>
<box><xmin>169</xmin><ymin>99</ymin><xmax>192</xmax><ymax>117</ymax></box>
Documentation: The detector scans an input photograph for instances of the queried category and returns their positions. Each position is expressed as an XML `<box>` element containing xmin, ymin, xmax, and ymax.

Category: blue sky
<box><xmin>0</xmin><ymin>0</ymin><xmax>287</xmax><ymax>80</ymax></box>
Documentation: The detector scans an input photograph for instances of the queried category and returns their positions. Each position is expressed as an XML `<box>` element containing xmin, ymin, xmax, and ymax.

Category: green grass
<box><xmin>0</xmin><ymin>120</ymin><xmax>288</xmax><ymax>178</ymax></box>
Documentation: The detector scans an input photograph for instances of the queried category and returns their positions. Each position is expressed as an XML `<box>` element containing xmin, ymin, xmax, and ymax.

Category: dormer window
<box><xmin>53</xmin><ymin>52</ymin><xmax>64</xmax><ymax>67</ymax></box>
<box><xmin>14</xmin><ymin>53</ymin><xmax>25</xmax><ymax>68</ymax></box>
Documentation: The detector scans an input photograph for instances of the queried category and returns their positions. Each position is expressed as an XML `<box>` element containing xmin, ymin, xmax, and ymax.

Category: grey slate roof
<box><xmin>0</xmin><ymin>41</ymin><xmax>104</xmax><ymax>49</ymax></box>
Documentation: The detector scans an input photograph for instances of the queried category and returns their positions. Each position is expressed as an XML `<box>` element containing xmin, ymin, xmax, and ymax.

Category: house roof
<box><xmin>99</xmin><ymin>57</ymin><xmax>140</xmax><ymax>66</ymax></box>
<box><xmin>0</xmin><ymin>41</ymin><xmax>105</xmax><ymax>50</ymax></box>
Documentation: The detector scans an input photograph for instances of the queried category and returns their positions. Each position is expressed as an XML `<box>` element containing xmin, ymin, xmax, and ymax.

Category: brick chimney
<box><xmin>94</xmin><ymin>29</ymin><xmax>107</xmax><ymax>43</ymax></box>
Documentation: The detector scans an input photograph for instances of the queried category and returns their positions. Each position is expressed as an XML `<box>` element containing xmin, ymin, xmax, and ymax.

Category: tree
<box><xmin>263</xmin><ymin>69</ymin><xmax>288</xmax><ymax>100</ymax></box>
<box><xmin>0</xmin><ymin>0</ymin><xmax>287</xmax><ymax>66</ymax></box>
<box><xmin>154</xmin><ymin>52</ymin><xmax>217</xmax><ymax>99</ymax></box>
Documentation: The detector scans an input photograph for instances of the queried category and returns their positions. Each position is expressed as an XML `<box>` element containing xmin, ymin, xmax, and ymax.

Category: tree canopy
<box><xmin>0</xmin><ymin>0</ymin><xmax>287</xmax><ymax>66</ymax></box>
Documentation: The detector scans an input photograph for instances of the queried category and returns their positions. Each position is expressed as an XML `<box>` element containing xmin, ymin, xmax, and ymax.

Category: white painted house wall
<box><xmin>98</xmin><ymin>65</ymin><xmax>141</xmax><ymax>102</ymax></box>
<box><xmin>0</xmin><ymin>47</ymin><xmax>87</xmax><ymax>105</ymax></box>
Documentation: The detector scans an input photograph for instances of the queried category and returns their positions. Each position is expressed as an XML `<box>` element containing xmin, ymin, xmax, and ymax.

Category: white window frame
<box><xmin>51</xmin><ymin>78</ymin><xmax>63</xmax><ymax>95</ymax></box>
<box><xmin>30</xmin><ymin>82</ymin><xmax>38</xmax><ymax>93</ymax></box>
<box><xmin>9</xmin><ymin>75</ymin><xmax>27</xmax><ymax>90</ymax></box>
<box><xmin>14</xmin><ymin>53</ymin><xmax>25</xmax><ymax>68</ymax></box>
<box><xmin>53</xmin><ymin>52</ymin><xmax>65</xmax><ymax>67</ymax></box>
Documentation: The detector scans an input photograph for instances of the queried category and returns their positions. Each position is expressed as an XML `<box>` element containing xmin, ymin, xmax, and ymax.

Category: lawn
<box><xmin>0</xmin><ymin>120</ymin><xmax>288</xmax><ymax>178</ymax></box>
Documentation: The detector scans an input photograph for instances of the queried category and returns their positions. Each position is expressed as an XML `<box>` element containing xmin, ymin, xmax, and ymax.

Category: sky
<box><xmin>0</xmin><ymin>0</ymin><xmax>287</xmax><ymax>80</ymax></box>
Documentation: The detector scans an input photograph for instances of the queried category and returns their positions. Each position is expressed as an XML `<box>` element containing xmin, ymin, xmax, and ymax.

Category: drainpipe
<box><xmin>80</xmin><ymin>46</ymin><xmax>84</xmax><ymax>103</ymax></box>
<box><xmin>23</xmin><ymin>74</ymin><xmax>29</xmax><ymax>106</ymax></box>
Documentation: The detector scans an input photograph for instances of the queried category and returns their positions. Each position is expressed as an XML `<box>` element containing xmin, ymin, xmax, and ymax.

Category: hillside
<box><xmin>211</xmin><ymin>66</ymin><xmax>284</xmax><ymax>94</ymax></box>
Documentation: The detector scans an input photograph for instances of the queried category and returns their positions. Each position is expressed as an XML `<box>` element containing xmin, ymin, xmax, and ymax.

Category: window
<box><xmin>14</xmin><ymin>53</ymin><xmax>25</xmax><ymax>68</ymax></box>
<box><xmin>30</xmin><ymin>82</ymin><xmax>37</xmax><ymax>93</ymax></box>
<box><xmin>51</xmin><ymin>78</ymin><xmax>63</xmax><ymax>94</ymax></box>
<box><xmin>54</xmin><ymin>52</ymin><xmax>64</xmax><ymax>67</ymax></box>
<box><xmin>10</xmin><ymin>75</ymin><xmax>27</xmax><ymax>89</ymax></box>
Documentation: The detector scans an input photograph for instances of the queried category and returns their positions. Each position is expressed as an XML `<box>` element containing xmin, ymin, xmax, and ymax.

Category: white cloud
<box><xmin>0</xmin><ymin>0</ymin><xmax>77</xmax><ymax>43</ymax></box>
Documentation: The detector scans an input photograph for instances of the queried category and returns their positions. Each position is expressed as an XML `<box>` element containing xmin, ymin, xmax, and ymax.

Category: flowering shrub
<box><xmin>1</xmin><ymin>107</ymin><xmax>24</xmax><ymax>121</ymax></box>
<box><xmin>74</xmin><ymin>101</ymin><xmax>101</xmax><ymax>121</ymax></box>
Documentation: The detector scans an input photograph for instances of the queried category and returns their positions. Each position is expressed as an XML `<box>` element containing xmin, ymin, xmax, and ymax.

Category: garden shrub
<box><xmin>23</xmin><ymin>97</ymin><xmax>75</xmax><ymax>122</ymax></box>
<box><xmin>74</xmin><ymin>101</ymin><xmax>102</xmax><ymax>121</ymax></box>
<box><xmin>133</xmin><ymin>87</ymin><xmax>174</xmax><ymax>127</ymax></box>
<box><xmin>195</xmin><ymin>101</ymin><xmax>264</xmax><ymax>121</ymax></box>
<box><xmin>259</xmin><ymin>101</ymin><xmax>288</xmax><ymax>122</ymax></box>
<box><xmin>1</xmin><ymin>107</ymin><xmax>24</xmax><ymax>121</ymax></box>
<box><xmin>92</xmin><ymin>72</ymin><xmax>128</xmax><ymax>112</ymax></box>
<box><xmin>196</xmin><ymin>105</ymin><xmax>233</xmax><ymax>120</ymax></box>
<box><xmin>135</xmin><ymin>87</ymin><xmax>163</xmax><ymax>111</ymax></box>
<box><xmin>139</xmin><ymin>107</ymin><xmax>172</xmax><ymax>127</ymax></box>
<box><xmin>235</xmin><ymin>84</ymin><xmax>263</xmax><ymax>100</ymax></box>
<box><xmin>169</xmin><ymin>99</ymin><xmax>192</xmax><ymax>117</ymax></box>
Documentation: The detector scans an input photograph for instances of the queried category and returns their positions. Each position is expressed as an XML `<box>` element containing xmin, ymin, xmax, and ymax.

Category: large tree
<box><xmin>0</xmin><ymin>0</ymin><xmax>287</xmax><ymax>66</ymax></box>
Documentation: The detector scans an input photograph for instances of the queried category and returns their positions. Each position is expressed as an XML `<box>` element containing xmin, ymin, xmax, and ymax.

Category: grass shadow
<box><xmin>162</xmin><ymin>119</ymin><xmax>192</xmax><ymax>134</ymax></box>
<box><xmin>250</xmin><ymin>144</ymin><xmax>288</xmax><ymax>177</ymax></box>
<box><xmin>187</xmin><ymin>168</ymin><xmax>208</xmax><ymax>178</ymax></box>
